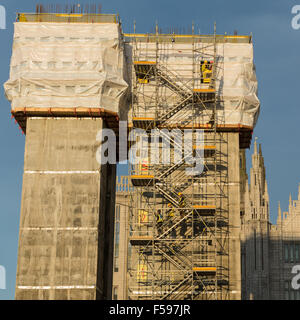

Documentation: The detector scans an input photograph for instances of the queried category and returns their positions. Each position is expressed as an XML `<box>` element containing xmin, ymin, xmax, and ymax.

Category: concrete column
<box><xmin>227</xmin><ymin>132</ymin><xmax>241</xmax><ymax>300</ymax></box>
<box><xmin>15</xmin><ymin>118</ymin><xmax>116</xmax><ymax>300</ymax></box>
<box><xmin>112</xmin><ymin>189</ymin><xmax>129</xmax><ymax>300</ymax></box>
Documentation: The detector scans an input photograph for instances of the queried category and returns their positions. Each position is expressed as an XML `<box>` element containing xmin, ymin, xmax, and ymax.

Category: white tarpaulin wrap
<box><xmin>4</xmin><ymin>22</ymin><xmax>128</xmax><ymax>114</ymax></box>
<box><xmin>218</xmin><ymin>43</ymin><xmax>260</xmax><ymax>127</ymax></box>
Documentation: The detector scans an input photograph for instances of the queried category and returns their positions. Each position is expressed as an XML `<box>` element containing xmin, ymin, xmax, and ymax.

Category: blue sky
<box><xmin>0</xmin><ymin>0</ymin><xmax>299</xmax><ymax>300</ymax></box>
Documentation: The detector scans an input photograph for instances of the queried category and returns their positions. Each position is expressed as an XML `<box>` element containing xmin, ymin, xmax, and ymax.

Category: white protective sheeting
<box><xmin>4</xmin><ymin>22</ymin><xmax>128</xmax><ymax>114</ymax></box>
<box><xmin>219</xmin><ymin>43</ymin><xmax>260</xmax><ymax>127</ymax></box>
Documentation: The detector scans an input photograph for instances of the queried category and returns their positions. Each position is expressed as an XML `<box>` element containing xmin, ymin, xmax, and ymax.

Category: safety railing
<box><xmin>16</xmin><ymin>13</ymin><xmax>117</xmax><ymax>24</ymax></box>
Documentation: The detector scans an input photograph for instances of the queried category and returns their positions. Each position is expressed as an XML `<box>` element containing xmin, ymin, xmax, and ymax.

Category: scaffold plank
<box><xmin>193</xmin><ymin>267</ymin><xmax>217</xmax><ymax>273</ymax></box>
<box><xmin>130</xmin><ymin>236</ymin><xmax>154</xmax><ymax>246</ymax></box>
<box><xmin>130</xmin><ymin>175</ymin><xmax>155</xmax><ymax>187</ymax></box>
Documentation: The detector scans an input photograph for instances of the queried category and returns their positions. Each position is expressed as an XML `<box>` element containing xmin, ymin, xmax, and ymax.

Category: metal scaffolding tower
<box><xmin>127</xmin><ymin>25</ymin><xmax>230</xmax><ymax>300</ymax></box>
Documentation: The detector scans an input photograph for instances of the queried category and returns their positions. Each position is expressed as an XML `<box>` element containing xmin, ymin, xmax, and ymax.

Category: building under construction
<box><xmin>4</xmin><ymin>9</ymin><xmax>128</xmax><ymax>300</ymax></box>
<box><xmin>4</xmin><ymin>7</ymin><xmax>261</xmax><ymax>300</ymax></box>
<box><xmin>125</xmin><ymin>29</ymin><xmax>259</xmax><ymax>300</ymax></box>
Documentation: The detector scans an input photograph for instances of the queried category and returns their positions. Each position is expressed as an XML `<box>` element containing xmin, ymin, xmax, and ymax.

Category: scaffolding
<box><xmin>126</xmin><ymin>25</ymin><xmax>254</xmax><ymax>300</ymax></box>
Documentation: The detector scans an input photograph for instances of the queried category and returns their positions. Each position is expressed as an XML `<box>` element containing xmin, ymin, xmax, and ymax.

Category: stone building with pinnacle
<box><xmin>241</xmin><ymin>139</ymin><xmax>300</xmax><ymax>300</ymax></box>
<box><xmin>113</xmin><ymin>140</ymin><xmax>300</xmax><ymax>300</ymax></box>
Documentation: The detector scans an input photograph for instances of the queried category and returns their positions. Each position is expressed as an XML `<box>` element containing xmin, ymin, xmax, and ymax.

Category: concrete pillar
<box><xmin>227</xmin><ymin>132</ymin><xmax>241</xmax><ymax>300</ymax></box>
<box><xmin>15</xmin><ymin>117</ymin><xmax>116</xmax><ymax>300</ymax></box>
<box><xmin>113</xmin><ymin>180</ymin><xmax>130</xmax><ymax>300</ymax></box>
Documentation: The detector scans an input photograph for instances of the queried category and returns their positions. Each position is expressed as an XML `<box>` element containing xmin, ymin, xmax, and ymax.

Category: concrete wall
<box><xmin>227</xmin><ymin>133</ymin><xmax>242</xmax><ymax>300</ymax></box>
<box><xmin>15</xmin><ymin>118</ymin><xmax>116</xmax><ymax>300</ymax></box>
<box><xmin>112</xmin><ymin>179</ymin><xmax>130</xmax><ymax>300</ymax></box>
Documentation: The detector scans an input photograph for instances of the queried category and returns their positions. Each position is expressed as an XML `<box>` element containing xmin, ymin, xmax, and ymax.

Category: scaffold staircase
<box><xmin>128</xmin><ymin>25</ymin><xmax>229</xmax><ymax>300</ymax></box>
<box><xmin>133</xmin><ymin>59</ymin><xmax>215</xmax><ymax>127</ymax></box>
